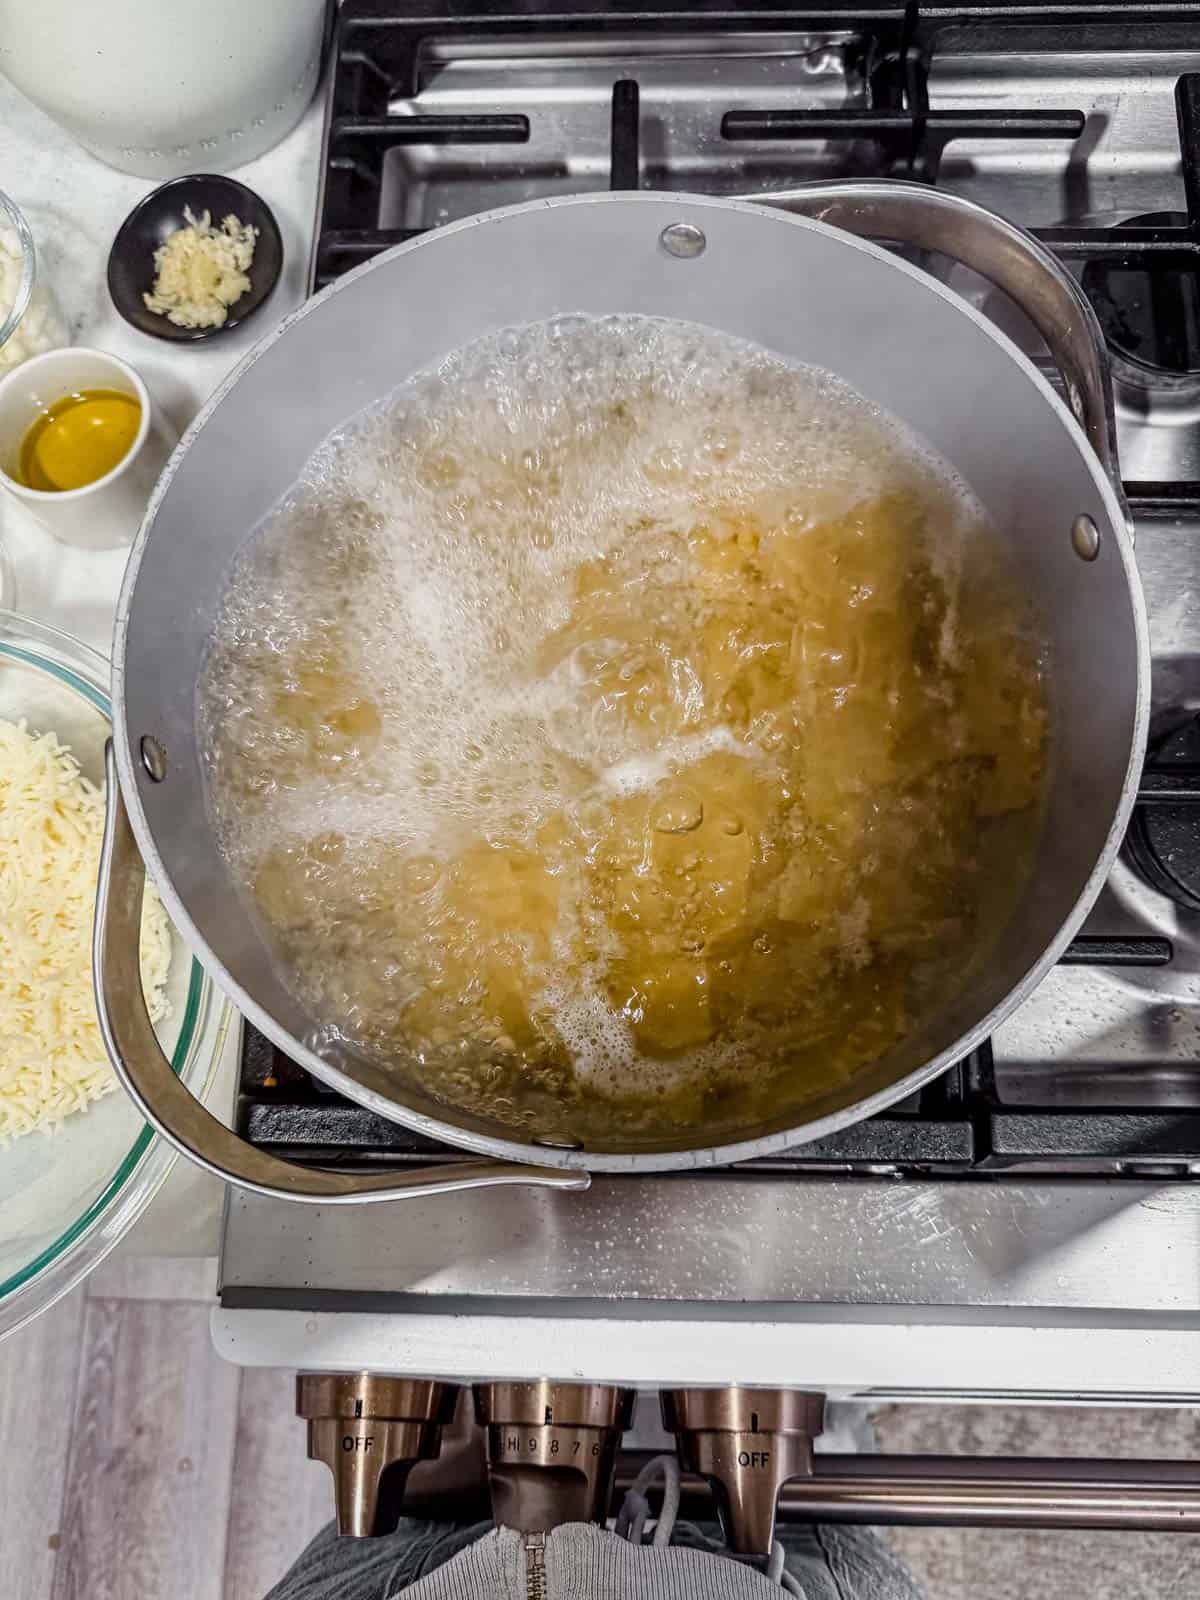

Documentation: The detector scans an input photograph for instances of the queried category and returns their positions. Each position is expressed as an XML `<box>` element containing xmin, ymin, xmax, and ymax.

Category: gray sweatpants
<box><xmin>265</xmin><ymin>1517</ymin><xmax>924</xmax><ymax>1600</ymax></box>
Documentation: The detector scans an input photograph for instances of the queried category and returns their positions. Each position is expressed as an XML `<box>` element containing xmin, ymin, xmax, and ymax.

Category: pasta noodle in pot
<box><xmin>199</xmin><ymin>315</ymin><xmax>1047</xmax><ymax>1142</ymax></box>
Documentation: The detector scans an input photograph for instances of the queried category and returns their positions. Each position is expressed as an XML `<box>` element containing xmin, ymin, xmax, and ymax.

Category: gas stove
<box><xmin>217</xmin><ymin>1</ymin><xmax>1200</xmax><ymax>1401</ymax></box>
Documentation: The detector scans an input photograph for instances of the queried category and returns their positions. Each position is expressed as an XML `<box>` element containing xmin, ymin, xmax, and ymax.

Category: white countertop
<box><xmin>1</xmin><ymin>73</ymin><xmax>328</xmax><ymax>1255</ymax></box>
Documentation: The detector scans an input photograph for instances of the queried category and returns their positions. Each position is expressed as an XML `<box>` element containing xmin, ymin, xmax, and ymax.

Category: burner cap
<box><xmin>1081</xmin><ymin>213</ymin><xmax>1200</xmax><ymax>377</ymax></box>
<box><xmin>1126</xmin><ymin>713</ymin><xmax>1200</xmax><ymax>910</ymax></box>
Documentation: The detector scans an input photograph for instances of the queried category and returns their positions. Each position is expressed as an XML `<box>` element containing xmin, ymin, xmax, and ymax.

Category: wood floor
<box><xmin>875</xmin><ymin>1403</ymin><xmax>1200</xmax><ymax>1600</ymax></box>
<box><xmin>5</xmin><ymin>1264</ymin><xmax>1200</xmax><ymax>1598</ymax></box>
<box><xmin>1</xmin><ymin>1261</ymin><xmax>330</xmax><ymax>1600</ymax></box>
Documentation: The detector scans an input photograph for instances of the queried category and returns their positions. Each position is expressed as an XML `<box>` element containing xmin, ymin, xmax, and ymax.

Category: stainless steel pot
<box><xmin>95</xmin><ymin>183</ymin><xmax>1150</xmax><ymax>1203</ymax></box>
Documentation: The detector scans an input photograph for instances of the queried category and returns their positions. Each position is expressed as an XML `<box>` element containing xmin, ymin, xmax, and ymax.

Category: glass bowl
<box><xmin>0</xmin><ymin>187</ymin><xmax>69</xmax><ymax>375</ymax></box>
<box><xmin>0</xmin><ymin>610</ymin><xmax>231</xmax><ymax>1338</ymax></box>
<box><xmin>0</xmin><ymin>190</ymin><xmax>34</xmax><ymax>355</ymax></box>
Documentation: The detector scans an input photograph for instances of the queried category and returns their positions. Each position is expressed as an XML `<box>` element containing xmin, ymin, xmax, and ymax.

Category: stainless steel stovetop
<box><xmin>217</xmin><ymin>4</ymin><xmax>1200</xmax><ymax>1395</ymax></box>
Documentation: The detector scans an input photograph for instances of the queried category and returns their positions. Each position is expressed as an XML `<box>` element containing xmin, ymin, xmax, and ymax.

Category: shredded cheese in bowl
<box><xmin>0</xmin><ymin>213</ymin><xmax>69</xmax><ymax>374</ymax></box>
<box><xmin>143</xmin><ymin>206</ymin><xmax>257</xmax><ymax>331</ymax></box>
<box><xmin>0</xmin><ymin>717</ymin><xmax>171</xmax><ymax>1142</ymax></box>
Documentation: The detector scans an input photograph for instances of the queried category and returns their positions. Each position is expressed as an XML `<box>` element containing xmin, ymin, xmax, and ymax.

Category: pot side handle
<box><xmin>756</xmin><ymin>181</ymin><xmax>1126</xmax><ymax>516</ymax></box>
<box><xmin>94</xmin><ymin>743</ymin><xmax>591</xmax><ymax>1205</ymax></box>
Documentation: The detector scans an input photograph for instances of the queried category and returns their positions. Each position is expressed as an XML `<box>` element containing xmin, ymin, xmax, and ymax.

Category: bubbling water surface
<box><xmin>199</xmin><ymin>315</ymin><xmax>1047</xmax><ymax>1142</ymax></box>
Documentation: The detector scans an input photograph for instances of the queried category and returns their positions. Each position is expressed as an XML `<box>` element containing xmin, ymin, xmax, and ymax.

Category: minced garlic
<box><xmin>143</xmin><ymin>206</ymin><xmax>257</xmax><ymax>331</ymax></box>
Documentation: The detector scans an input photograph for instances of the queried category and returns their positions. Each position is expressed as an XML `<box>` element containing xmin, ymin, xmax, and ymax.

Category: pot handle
<box><xmin>94</xmin><ymin>744</ymin><xmax>590</xmax><ymax>1205</ymax></box>
<box><xmin>755</xmin><ymin>181</ymin><xmax>1126</xmax><ymax>511</ymax></box>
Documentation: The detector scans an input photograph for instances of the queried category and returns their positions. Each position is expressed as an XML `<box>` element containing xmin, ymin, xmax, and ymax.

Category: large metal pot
<box><xmin>95</xmin><ymin>184</ymin><xmax>1149</xmax><ymax>1203</ymax></box>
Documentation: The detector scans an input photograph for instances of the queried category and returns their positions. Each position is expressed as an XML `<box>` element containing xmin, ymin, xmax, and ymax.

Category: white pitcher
<box><xmin>0</xmin><ymin>0</ymin><xmax>327</xmax><ymax>178</ymax></box>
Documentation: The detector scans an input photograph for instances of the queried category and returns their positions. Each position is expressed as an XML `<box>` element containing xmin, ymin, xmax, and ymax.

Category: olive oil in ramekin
<box><xmin>16</xmin><ymin>388</ymin><xmax>142</xmax><ymax>492</ymax></box>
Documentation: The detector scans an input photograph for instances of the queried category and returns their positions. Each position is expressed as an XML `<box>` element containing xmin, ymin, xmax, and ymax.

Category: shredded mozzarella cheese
<box><xmin>0</xmin><ymin>222</ymin><xmax>68</xmax><ymax>373</ymax></box>
<box><xmin>0</xmin><ymin>718</ymin><xmax>172</xmax><ymax>1142</ymax></box>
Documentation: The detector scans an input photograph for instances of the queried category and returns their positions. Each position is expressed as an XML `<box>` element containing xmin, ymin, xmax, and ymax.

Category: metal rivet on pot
<box><xmin>140</xmin><ymin>735</ymin><xmax>167</xmax><ymax>781</ymax></box>
<box><xmin>1071</xmin><ymin>513</ymin><xmax>1101</xmax><ymax>562</ymax></box>
<box><xmin>660</xmin><ymin>223</ymin><xmax>706</xmax><ymax>259</ymax></box>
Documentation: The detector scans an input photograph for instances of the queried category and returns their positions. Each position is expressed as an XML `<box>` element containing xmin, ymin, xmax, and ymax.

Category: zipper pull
<box><xmin>524</xmin><ymin>1529</ymin><xmax>547</xmax><ymax>1600</ymax></box>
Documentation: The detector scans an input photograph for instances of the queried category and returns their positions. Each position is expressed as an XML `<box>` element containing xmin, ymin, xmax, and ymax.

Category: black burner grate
<box><xmin>237</xmin><ymin>1014</ymin><xmax>1200</xmax><ymax>1178</ymax></box>
<box><xmin>310</xmin><ymin>1</ymin><xmax>1200</xmax><ymax>509</ymax></box>
<box><xmin>238</xmin><ymin>0</ymin><xmax>1200</xmax><ymax>1180</ymax></box>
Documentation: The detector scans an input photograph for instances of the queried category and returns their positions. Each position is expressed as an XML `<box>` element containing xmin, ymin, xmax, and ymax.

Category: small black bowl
<box><xmin>107</xmin><ymin>174</ymin><xmax>284</xmax><ymax>343</ymax></box>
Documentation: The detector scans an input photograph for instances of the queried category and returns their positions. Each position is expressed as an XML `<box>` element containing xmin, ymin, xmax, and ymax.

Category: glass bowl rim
<box><xmin>0</xmin><ymin>607</ymin><xmax>221</xmax><ymax>1312</ymax></box>
<box><xmin>0</xmin><ymin>189</ymin><xmax>36</xmax><ymax>353</ymax></box>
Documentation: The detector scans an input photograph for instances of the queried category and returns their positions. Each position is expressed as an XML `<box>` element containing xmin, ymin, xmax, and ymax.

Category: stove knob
<box><xmin>474</xmin><ymin>1380</ymin><xmax>636</xmax><ymax>1532</ymax></box>
<box><xmin>297</xmin><ymin>1373</ymin><xmax>458</xmax><ymax>1537</ymax></box>
<box><xmin>661</xmin><ymin>1387</ymin><xmax>825</xmax><ymax>1554</ymax></box>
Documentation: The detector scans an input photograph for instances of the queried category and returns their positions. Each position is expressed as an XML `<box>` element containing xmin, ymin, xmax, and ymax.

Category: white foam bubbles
<box><xmin>198</xmin><ymin>312</ymin><xmax>994</xmax><ymax>1107</ymax></box>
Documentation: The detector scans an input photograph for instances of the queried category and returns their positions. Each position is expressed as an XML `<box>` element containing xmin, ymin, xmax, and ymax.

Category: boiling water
<box><xmin>199</xmin><ymin>315</ymin><xmax>1047</xmax><ymax>1143</ymax></box>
